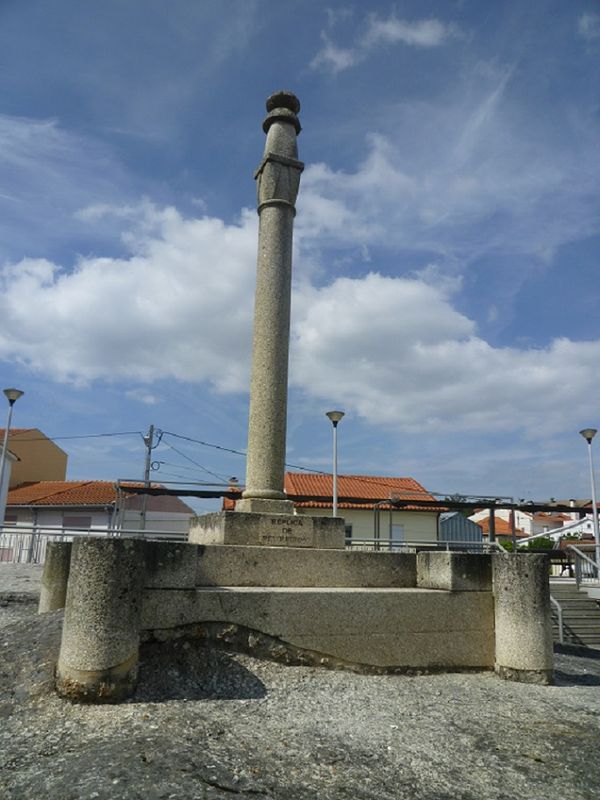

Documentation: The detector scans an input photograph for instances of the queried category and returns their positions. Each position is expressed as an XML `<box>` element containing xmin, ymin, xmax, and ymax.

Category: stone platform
<box><xmin>188</xmin><ymin>511</ymin><xmax>344</xmax><ymax>549</ymax></box>
<box><xmin>143</xmin><ymin>585</ymin><xmax>495</xmax><ymax>669</ymax></box>
<box><xmin>41</xmin><ymin>539</ymin><xmax>554</xmax><ymax>702</ymax></box>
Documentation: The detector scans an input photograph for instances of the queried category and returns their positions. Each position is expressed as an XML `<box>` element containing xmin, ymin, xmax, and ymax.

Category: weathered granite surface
<box><xmin>242</xmin><ymin>91</ymin><xmax>304</xmax><ymax>505</ymax></box>
<box><xmin>1</xmin><ymin>590</ymin><xmax>600</xmax><ymax>800</ymax></box>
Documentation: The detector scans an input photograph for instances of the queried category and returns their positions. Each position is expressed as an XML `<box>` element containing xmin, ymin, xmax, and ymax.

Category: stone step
<box><xmin>145</xmin><ymin>543</ymin><xmax>420</xmax><ymax>589</ymax></box>
<box><xmin>551</xmin><ymin>584</ymin><xmax>600</xmax><ymax>647</ymax></box>
<box><xmin>145</xmin><ymin>543</ymin><xmax>497</xmax><ymax>592</ymax></box>
<box><xmin>140</xmin><ymin>585</ymin><xmax>497</xmax><ymax>671</ymax></box>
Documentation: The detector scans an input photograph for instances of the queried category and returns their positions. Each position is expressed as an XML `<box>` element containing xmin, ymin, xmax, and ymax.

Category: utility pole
<box><xmin>140</xmin><ymin>425</ymin><xmax>156</xmax><ymax>532</ymax></box>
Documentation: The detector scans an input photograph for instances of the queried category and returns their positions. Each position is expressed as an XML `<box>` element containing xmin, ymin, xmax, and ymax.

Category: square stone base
<box><xmin>189</xmin><ymin>511</ymin><xmax>345</xmax><ymax>549</ymax></box>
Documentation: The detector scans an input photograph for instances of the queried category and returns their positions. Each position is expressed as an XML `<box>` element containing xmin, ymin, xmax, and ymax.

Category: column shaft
<box><xmin>244</xmin><ymin>204</ymin><xmax>294</xmax><ymax>499</ymax></box>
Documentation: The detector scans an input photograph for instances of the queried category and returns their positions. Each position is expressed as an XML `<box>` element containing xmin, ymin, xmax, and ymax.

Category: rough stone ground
<box><xmin>1</xmin><ymin>565</ymin><xmax>600</xmax><ymax>800</ymax></box>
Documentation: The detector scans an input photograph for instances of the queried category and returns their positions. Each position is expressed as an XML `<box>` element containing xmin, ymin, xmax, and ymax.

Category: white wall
<box><xmin>297</xmin><ymin>506</ymin><xmax>438</xmax><ymax>543</ymax></box>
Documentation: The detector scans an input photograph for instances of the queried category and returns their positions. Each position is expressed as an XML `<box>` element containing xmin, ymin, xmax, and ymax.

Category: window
<box><xmin>62</xmin><ymin>515</ymin><xmax>92</xmax><ymax>531</ymax></box>
<box><xmin>3</xmin><ymin>514</ymin><xmax>17</xmax><ymax>527</ymax></box>
<box><xmin>390</xmin><ymin>523</ymin><xmax>404</xmax><ymax>551</ymax></box>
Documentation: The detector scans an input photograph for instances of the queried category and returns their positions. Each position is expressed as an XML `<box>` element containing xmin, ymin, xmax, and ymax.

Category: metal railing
<box><xmin>549</xmin><ymin>595</ymin><xmax>564</xmax><ymax>644</ymax></box>
<box><xmin>567</xmin><ymin>544</ymin><xmax>600</xmax><ymax>588</ymax></box>
<box><xmin>0</xmin><ymin>523</ymin><xmax>188</xmax><ymax>565</ymax></box>
<box><xmin>345</xmin><ymin>538</ymin><xmax>506</xmax><ymax>554</ymax></box>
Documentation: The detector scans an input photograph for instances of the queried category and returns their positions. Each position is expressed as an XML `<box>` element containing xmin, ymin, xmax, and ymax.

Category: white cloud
<box><xmin>578</xmin><ymin>13</ymin><xmax>600</xmax><ymax>41</ymax></box>
<box><xmin>0</xmin><ymin>203</ymin><xmax>257</xmax><ymax>391</ymax></box>
<box><xmin>310</xmin><ymin>33</ymin><xmax>359</xmax><ymax>73</ymax></box>
<box><xmin>311</xmin><ymin>12</ymin><xmax>457</xmax><ymax>73</ymax></box>
<box><xmin>125</xmin><ymin>388</ymin><xmax>160</xmax><ymax>405</ymax></box>
<box><xmin>1</xmin><ymin>204</ymin><xmax>599</xmax><ymax>440</ymax></box>
<box><xmin>363</xmin><ymin>16</ymin><xmax>455</xmax><ymax>48</ymax></box>
<box><xmin>290</xmin><ymin>272</ymin><xmax>600</xmax><ymax>435</ymax></box>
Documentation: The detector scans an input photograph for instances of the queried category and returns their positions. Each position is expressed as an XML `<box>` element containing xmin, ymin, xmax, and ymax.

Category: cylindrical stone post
<box><xmin>56</xmin><ymin>537</ymin><xmax>146</xmax><ymax>703</ymax></box>
<box><xmin>493</xmin><ymin>553</ymin><xmax>553</xmax><ymax>684</ymax></box>
<box><xmin>38</xmin><ymin>541</ymin><xmax>72</xmax><ymax>613</ymax></box>
<box><xmin>237</xmin><ymin>91</ymin><xmax>304</xmax><ymax>514</ymax></box>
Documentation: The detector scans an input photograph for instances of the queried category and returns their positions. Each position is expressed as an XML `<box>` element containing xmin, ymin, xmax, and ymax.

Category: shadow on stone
<box><xmin>134</xmin><ymin>639</ymin><xmax>267</xmax><ymax>702</ymax></box>
<box><xmin>555</xmin><ymin>643</ymin><xmax>600</xmax><ymax>660</ymax></box>
<box><xmin>554</xmin><ymin>644</ymin><xmax>600</xmax><ymax>686</ymax></box>
<box><xmin>553</xmin><ymin>670</ymin><xmax>600</xmax><ymax>686</ymax></box>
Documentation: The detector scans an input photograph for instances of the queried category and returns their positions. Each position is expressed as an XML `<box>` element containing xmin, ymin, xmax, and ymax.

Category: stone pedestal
<box><xmin>492</xmin><ymin>553</ymin><xmax>553</xmax><ymax>684</ymax></box>
<box><xmin>56</xmin><ymin>537</ymin><xmax>146</xmax><ymax>703</ymax></box>
<box><xmin>235</xmin><ymin>497</ymin><xmax>295</xmax><ymax>515</ymax></box>
<box><xmin>38</xmin><ymin>541</ymin><xmax>72</xmax><ymax>613</ymax></box>
<box><xmin>417</xmin><ymin>552</ymin><xmax>492</xmax><ymax>592</ymax></box>
<box><xmin>189</xmin><ymin>511</ymin><xmax>344</xmax><ymax>549</ymax></box>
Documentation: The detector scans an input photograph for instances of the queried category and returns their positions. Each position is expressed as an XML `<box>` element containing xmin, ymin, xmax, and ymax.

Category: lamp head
<box><xmin>580</xmin><ymin>428</ymin><xmax>598</xmax><ymax>444</ymax></box>
<box><xmin>3</xmin><ymin>388</ymin><xmax>24</xmax><ymax>406</ymax></box>
<box><xmin>326</xmin><ymin>410</ymin><xmax>345</xmax><ymax>426</ymax></box>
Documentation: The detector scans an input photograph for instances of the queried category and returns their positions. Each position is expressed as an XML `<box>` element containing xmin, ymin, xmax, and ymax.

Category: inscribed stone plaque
<box><xmin>258</xmin><ymin>515</ymin><xmax>314</xmax><ymax>547</ymax></box>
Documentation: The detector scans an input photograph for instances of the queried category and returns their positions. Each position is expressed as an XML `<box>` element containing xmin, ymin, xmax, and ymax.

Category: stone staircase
<box><xmin>550</xmin><ymin>581</ymin><xmax>600</xmax><ymax>648</ymax></box>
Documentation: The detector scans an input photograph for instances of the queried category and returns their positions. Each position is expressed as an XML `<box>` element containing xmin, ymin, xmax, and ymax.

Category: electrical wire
<box><xmin>3</xmin><ymin>431</ymin><xmax>142</xmax><ymax>442</ymax></box>
<box><xmin>160</xmin><ymin>430</ymin><xmax>333</xmax><ymax>476</ymax></box>
<box><xmin>161</xmin><ymin>440</ymin><xmax>230</xmax><ymax>483</ymax></box>
<box><xmin>159</xmin><ymin>430</ymin><xmax>445</xmax><ymax>497</ymax></box>
<box><xmin>5</xmin><ymin>427</ymin><xmax>500</xmax><ymax>504</ymax></box>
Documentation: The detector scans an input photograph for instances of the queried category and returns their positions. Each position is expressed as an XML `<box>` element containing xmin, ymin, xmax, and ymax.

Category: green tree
<box><xmin>526</xmin><ymin>536</ymin><xmax>555</xmax><ymax>551</ymax></box>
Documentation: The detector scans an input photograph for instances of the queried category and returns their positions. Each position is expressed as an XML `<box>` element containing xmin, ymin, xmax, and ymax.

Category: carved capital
<box><xmin>255</xmin><ymin>152</ymin><xmax>304</xmax><ymax>209</ymax></box>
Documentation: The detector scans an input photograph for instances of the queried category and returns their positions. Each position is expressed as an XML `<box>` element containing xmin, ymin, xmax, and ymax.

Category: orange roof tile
<box><xmin>7</xmin><ymin>480</ymin><xmax>196</xmax><ymax>515</ymax></box>
<box><xmin>8</xmin><ymin>480</ymin><xmax>125</xmax><ymax>506</ymax></box>
<box><xmin>285</xmin><ymin>472</ymin><xmax>435</xmax><ymax>510</ymax></box>
<box><xmin>223</xmin><ymin>473</ymin><xmax>436</xmax><ymax>512</ymax></box>
<box><xmin>477</xmin><ymin>515</ymin><xmax>527</xmax><ymax>537</ymax></box>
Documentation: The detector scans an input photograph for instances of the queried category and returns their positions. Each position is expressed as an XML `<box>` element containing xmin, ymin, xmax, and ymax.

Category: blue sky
<box><xmin>1</xmin><ymin>0</ymin><xmax>599</xmax><ymax>506</ymax></box>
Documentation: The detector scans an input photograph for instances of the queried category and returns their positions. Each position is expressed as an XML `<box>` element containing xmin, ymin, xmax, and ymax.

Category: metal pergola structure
<box><xmin>117</xmin><ymin>481</ymin><xmax>587</xmax><ymax>547</ymax></box>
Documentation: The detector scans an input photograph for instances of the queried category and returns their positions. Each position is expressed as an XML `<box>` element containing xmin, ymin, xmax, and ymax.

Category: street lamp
<box><xmin>0</xmin><ymin>388</ymin><xmax>24</xmax><ymax>525</ymax></box>
<box><xmin>579</xmin><ymin>428</ymin><xmax>600</xmax><ymax>575</ymax></box>
<box><xmin>326</xmin><ymin>410</ymin><xmax>344</xmax><ymax>517</ymax></box>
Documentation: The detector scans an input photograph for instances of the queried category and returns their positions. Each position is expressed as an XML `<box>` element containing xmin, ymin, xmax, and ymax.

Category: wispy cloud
<box><xmin>297</xmin><ymin>70</ymin><xmax>600</xmax><ymax>266</ymax></box>
<box><xmin>311</xmin><ymin>11</ymin><xmax>458</xmax><ymax>73</ymax></box>
<box><xmin>0</xmin><ymin>115</ymin><xmax>134</xmax><ymax>261</ymax></box>
<box><xmin>311</xmin><ymin>33</ymin><xmax>358</xmax><ymax>73</ymax></box>
<box><xmin>363</xmin><ymin>16</ymin><xmax>455</xmax><ymax>48</ymax></box>
<box><xmin>578</xmin><ymin>12</ymin><xmax>600</xmax><ymax>41</ymax></box>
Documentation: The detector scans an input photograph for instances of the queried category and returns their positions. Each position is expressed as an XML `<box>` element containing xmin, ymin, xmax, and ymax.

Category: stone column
<box><xmin>38</xmin><ymin>541</ymin><xmax>72</xmax><ymax>613</ymax></box>
<box><xmin>56</xmin><ymin>537</ymin><xmax>146</xmax><ymax>703</ymax></box>
<box><xmin>236</xmin><ymin>91</ymin><xmax>304</xmax><ymax>516</ymax></box>
<box><xmin>493</xmin><ymin>553</ymin><xmax>553</xmax><ymax>684</ymax></box>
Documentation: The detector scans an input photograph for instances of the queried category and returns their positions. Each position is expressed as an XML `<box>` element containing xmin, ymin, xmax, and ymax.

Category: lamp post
<box><xmin>0</xmin><ymin>388</ymin><xmax>24</xmax><ymax>526</ymax></box>
<box><xmin>579</xmin><ymin>428</ymin><xmax>600</xmax><ymax>575</ymax></box>
<box><xmin>326</xmin><ymin>410</ymin><xmax>344</xmax><ymax>517</ymax></box>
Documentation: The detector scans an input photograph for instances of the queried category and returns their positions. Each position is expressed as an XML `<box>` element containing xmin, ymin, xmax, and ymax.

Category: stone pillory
<box><xmin>235</xmin><ymin>91</ymin><xmax>304</xmax><ymax>516</ymax></box>
<box><xmin>47</xmin><ymin>91</ymin><xmax>555</xmax><ymax>703</ymax></box>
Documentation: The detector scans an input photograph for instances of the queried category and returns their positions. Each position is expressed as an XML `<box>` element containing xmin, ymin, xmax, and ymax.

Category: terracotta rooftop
<box><xmin>223</xmin><ymin>473</ymin><xmax>436</xmax><ymax>512</ymax></box>
<box><xmin>476</xmin><ymin>514</ymin><xmax>527</xmax><ymax>538</ymax></box>
<box><xmin>6</xmin><ymin>480</ymin><xmax>194</xmax><ymax>514</ymax></box>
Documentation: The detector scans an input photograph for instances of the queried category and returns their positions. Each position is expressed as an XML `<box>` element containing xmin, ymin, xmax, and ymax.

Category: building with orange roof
<box><xmin>469</xmin><ymin>507</ymin><xmax>567</xmax><ymax>537</ymax></box>
<box><xmin>0</xmin><ymin>429</ymin><xmax>197</xmax><ymax>562</ymax></box>
<box><xmin>5</xmin><ymin>479</ymin><xmax>195</xmax><ymax>532</ymax></box>
<box><xmin>474</xmin><ymin>513</ymin><xmax>527</xmax><ymax>542</ymax></box>
<box><xmin>1</xmin><ymin>479</ymin><xmax>196</xmax><ymax>562</ymax></box>
<box><xmin>224</xmin><ymin>472</ymin><xmax>439</xmax><ymax>546</ymax></box>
